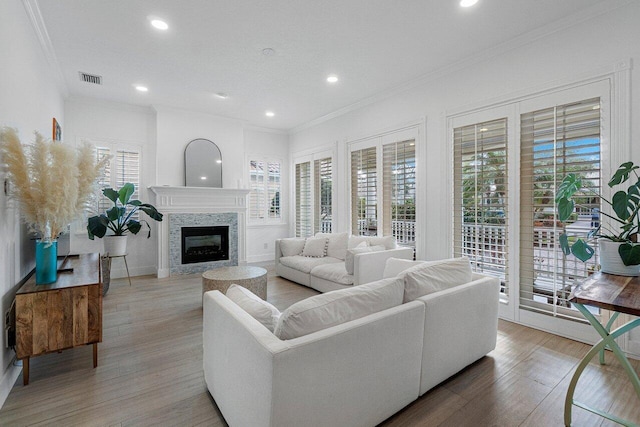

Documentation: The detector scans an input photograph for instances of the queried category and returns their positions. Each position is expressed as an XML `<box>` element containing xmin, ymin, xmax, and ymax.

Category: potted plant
<box><xmin>555</xmin><ymin>161</ymin><xmax>640</xmax><ymax>276</ymax></box>
<box><xmin>87</xmin><ymin>183</ymin><xmax>163</xmax><ymax>256</ymax></box>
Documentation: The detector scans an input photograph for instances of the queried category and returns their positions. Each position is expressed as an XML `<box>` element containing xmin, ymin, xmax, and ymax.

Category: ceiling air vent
<box><xmin>79</xmin><ymin>72</ymin><xmax>102</xmax><ymax>85</ymax></box>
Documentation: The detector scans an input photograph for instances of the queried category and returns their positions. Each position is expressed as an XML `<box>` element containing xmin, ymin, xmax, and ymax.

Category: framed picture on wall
<box><xmin>52</xmin><ymin>118</ymin><xmax>62</xmax><ymax>141</ymax></box>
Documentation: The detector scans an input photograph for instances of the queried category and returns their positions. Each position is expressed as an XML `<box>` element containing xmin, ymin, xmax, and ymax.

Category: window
<box><xmin>91</xmin><ymin>142</ymin><xmax>142</xmax><ymax>220</ymax></box>
<box><xmin>519</xmin><ymin>97</ymin><xmax>601</xmax><ymax>318</ymax></box>
<box><xmin>314</xmin><ymin>157</ymin><xmax>332</xmax><ymax>233</ymax></box>
<box><xmin>351</xmin><ymin>147</ymin><xmax>377</xmax><ymax>236</ymax></box>
<box><xmin>383</xmin><ymin>140</ymin><xmax>416</xmax><ymax>245</ymax></box>
<box><xmin>295</xmin><ymin>162</ymin><xmax>312</xmax><ymax>237</ymax></box>
<box><xmin>249</xmin><ymin>159</ymin><xmax>281</xmax><ymax>222</ymax></box>
<box><xmin>453</xmin><ymin>118</ymin><xmax>508</xmax><ymax>292</ymax></box>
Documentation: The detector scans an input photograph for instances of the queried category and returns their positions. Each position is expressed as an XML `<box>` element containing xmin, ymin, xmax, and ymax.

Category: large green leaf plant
<box><xmin>555</xmin><ymin>162</ymin><xmax>640</xmax><ymax>266</ymax></box>
<box><xmin>87</xmin><ymin>183</ymin><xmax>163</xmax><ymax>239</ymax></box>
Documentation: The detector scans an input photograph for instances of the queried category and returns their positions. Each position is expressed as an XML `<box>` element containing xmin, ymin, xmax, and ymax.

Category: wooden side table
<box><xmin>202</xmin><ymin>266</ymin><xmax>268</xmax><ymax>300</ymax></box>
<box><xmin>15</xmin><ymin>253</ymin><xmax>103</xmax><ymax>385</ymax></box>
<box><xmin>564</xmin><ymin>272</ymin><xmax>640</xmax><ymax>426</ymax></box>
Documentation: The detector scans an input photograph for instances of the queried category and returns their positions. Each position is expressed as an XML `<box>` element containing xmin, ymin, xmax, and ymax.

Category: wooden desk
<box><xmin>15</xmin><ymin>253</ymin><xmax>103</xmax><ymax>385</ymax></box>
<box><xmin>565</xmin><ymin>273</ymin><xmax>640</xmax><ymax>426</ymax></box>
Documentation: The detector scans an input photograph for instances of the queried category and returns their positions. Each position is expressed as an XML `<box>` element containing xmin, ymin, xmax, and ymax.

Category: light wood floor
<box><xmin>1</xmin><ymin>264</ymin><xmax>639</xmax><ymax>426</ymax></box>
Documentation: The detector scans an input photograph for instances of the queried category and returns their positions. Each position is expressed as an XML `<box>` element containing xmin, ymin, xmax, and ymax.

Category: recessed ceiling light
<box><xmin>135</xmin><ymin>85</ymin><xmax>148</xmax><ymax>92</ymax></box>
<box><xmin>265</xmin><ymin>111</ymin><xmax>275</xmax><ymax>117</ymax></box>
<box><xmin>216</xmin><ymin>160</ymin><xmax>222</xmax><ymax>164</ymax></box>
<box><xmin>214</xmin><ymin>92</ymin><xmax>229</xmax><ymax>99</ymax></box>
<box><xmin>200</xmin><ymin>176</ymin><xmax>207</xmax><ymax>180</ymax></box>
<box><xmin>460</xmin><ymin>0</ymin><xmax>479</xmax><ymax>7</ymax></box>
<box><xmin>262</xmin><ymin>48</ymin><xmax>275</xmax><ymax>56</ymax></box>
<box><xmin>151</xmin><ymin>19</ymin><xmax>169</xmax><ymax>30</ymax></box>
<box><xmin>327</xmin><ymin>75</ymin><xmax>339</xmax><ymax>83</ymax></box>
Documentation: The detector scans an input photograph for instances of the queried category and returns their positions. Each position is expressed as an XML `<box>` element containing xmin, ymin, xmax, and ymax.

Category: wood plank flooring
<box><xmin>0</xmin><ymin>264</ymin><xmax>638</xmax><ymax>426</ymax></box>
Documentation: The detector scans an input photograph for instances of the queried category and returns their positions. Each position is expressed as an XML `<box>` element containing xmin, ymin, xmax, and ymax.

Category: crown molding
<box><xmin>290</xmin><ymin>0</ymin><xmax>633</xmax><ymax>135</ymax></box>
<box><xmin>22</xmin><ymin>0</ymin><xmax>68</xmax><ymax>97</ymax></box>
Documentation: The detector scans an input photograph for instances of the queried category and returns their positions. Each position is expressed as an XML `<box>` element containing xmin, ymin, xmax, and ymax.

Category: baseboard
<box><xmin>246</xmin><ymin>254</ymin><xmax>275</xmax><ymax>263</ymax></box>
<box><xmin>0</xmin><ymin>363</ymin><xmax>20</xmax><ymax>410</ymax></box>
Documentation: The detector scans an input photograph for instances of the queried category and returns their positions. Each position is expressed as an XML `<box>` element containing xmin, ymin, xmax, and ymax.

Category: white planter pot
<box><xmin>599</xmin><ymin>240</ymin><xmax>640</xmax><ymax>276</ymax></box>
<box><xmin>103</xmin><ymin>235</ymin><xmax>128</xmax><ymax>257</ymax></box>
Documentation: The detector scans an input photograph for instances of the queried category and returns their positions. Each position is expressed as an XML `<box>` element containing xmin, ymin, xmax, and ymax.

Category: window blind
<box><xmin>314</xmin><ymin>157</ymin><xmax>332</xmax><ymax>234</ymax></box>
<box><xmin>92</xmin><ymin>145</ymin><xmax>141</xmax><ymax>220</ymax></box>
<box><xmin>453</xmin><ymin>119</ymin><xmax>509</xmax><ymax>292</ymax></box>
<box><xmin>519</xmin><ymin>97</ymin><xmax>601</xmax><ymax>319</ymax></box>
<box><xmin>382</xmin><ymin>140</ymin><xmax>416</xmax><ymax>245</ymax></box>
<box><xmin>295</xmin><ymin>162</ymin><xmax>312</xmax><ymax>237</ymax></box>
<box><xmin>267</xmin><ymin>162</ymin><xmax>281</xmax><ymax>219</ymax></box>
<box><xmin>351</xmin><ymin>147</ymin><xmax>377</xmax><ymax>236</ymax></box>
<box><xmin>249</xmin><ymin>160</ymin><xmax>265</xmax><ymax>219</ymax></box>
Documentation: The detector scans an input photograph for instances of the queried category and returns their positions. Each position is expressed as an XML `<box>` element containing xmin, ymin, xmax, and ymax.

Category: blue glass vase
<box><xmin>36</xmin><ymin>239</ymin><xmax>57</xmax><ymax>284</ymax></box>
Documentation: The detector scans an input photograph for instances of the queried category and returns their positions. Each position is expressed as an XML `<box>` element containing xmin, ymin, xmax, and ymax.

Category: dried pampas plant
<box><xmin>0</xmin><ymin>127</ymin><xmax>109</xmax><ymax>241</ymax></box>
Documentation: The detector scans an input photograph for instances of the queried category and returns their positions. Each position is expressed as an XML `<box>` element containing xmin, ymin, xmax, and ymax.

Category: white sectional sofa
<box><xmin>275</xmin><ymin>232</ymin><xmax>414</xmax><ymax>292</ymax></box>
<box><xmin>203</xmin><ymin>257</ymin><xmax>500</xmax><ymax>427</ymax></box>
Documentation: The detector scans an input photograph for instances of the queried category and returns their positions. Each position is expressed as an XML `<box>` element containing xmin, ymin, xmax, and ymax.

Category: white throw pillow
<box><xmin>367</xmin><ymin>235</ymin><xmax>397</xmax><ymax>250</ymax></box>
<box><xmin>301</xmin><ymin>237</ymin><xmax>327</xmax><ymax>257</ymax></box>
<box><xmin>274</xmin><ymin>276</ymin><xmax>404</xmax><ymax>340</ymax></box>
<box><xmin>401</xmin><ymin>257</ymin><xmax>473</xmax><ymax>303</ymax></box>
<box><xmin>348</xmin><ymin>235</ymin><xmax>370</xmax><ymax>249</ymax></box>
<box><xmin>383</xmin><ymin>258</ymin><xmax>426</xmax><ymax>279</ymax></box>
<box><xmin>315</xmin><ymin>232</ymin><xmax>349</xmax><ymax>260</ymax></box>
<box><xmin>279</xmin><ymin>238</ymin><xmax>305</xmax><ymax>257</ymax></box>
<box><xmin>344</xmin><ymin>244</ymin><xmax>385</xmax><ymax>275</ymax></box>
<box><xmin>226</xmin><ymin>284</ymin><xmax>281</xmax><ymax>332</ymax></box>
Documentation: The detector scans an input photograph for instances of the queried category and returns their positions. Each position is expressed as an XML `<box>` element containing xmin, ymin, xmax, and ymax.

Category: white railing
<box><xmin>357</xmin><ymin>219</ymin><xmax>416</xmax><ymax>244</ymax></box>
<box><xmin>320</xmin><ymin>219</ymin><xmax>332</xmax><ymax>233</ymax></box>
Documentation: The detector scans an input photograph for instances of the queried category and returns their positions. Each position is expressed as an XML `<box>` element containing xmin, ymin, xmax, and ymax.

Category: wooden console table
<box><xmin>564</xmin><ymin>272</ymin><xmax>640</xmax><ymax>426</ymax></box>
<box><xmin>15</xmin><ymin>253</ymin><xmax>103</xmax><ymax>385</ymax></box>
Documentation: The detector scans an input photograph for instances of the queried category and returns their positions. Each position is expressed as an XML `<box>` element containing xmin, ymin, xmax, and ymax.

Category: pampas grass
<box><xmin>0</xmin><ymin>127</ymin><xmax>109</xmax><ymax>241</ymax></box>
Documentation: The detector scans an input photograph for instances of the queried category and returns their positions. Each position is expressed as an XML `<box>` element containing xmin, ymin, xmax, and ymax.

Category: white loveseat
<box><xmin>203</xmin><ymin>257</ymin><xmax>500</xmax><ymax>427</ymax></box>
<box><xmin>275</xmin><ymin>232</ymin><xmax>414</xmax><ymax>292</ymax></box>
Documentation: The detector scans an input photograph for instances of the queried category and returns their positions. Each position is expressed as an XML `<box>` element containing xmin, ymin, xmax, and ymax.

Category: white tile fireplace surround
<box><xmin>149</xmin><ymin>187</ymin><xmax>251</xmax><ymax>278</ymax></box>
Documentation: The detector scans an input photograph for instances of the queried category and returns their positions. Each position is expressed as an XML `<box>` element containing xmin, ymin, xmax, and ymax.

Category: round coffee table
<box><xmin>202</xmin><ymin>266</ymin><xmax>268</xmax><ymax>300</ymax></box>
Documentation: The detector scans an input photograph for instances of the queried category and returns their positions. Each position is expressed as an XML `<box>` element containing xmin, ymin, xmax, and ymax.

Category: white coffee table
<box><xmin>202</xmin><ymin>266</ymin><xmax>268</xmax><ymax>300</ymax></box>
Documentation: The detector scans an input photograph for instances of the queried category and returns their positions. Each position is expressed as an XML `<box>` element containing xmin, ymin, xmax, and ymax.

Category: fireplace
<box><xmin>181</xmin><ymin>226</ymin><xmax>229</xmax><ymax>265</ymax></box>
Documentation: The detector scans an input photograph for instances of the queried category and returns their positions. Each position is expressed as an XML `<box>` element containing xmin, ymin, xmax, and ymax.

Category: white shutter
<box><xmin>453</xmin><ymin>118</ymin><xmax>509</xmax><ymax>293</ymax></box>
<box><xmin>314</xmin><ymin>157</ymin><xmax>332</xmax><ymax>234</ymax></box>
<box><xmin>295</xmin><ymin>162</ymin><xmax>312</xmax><ymax>237</ymax></box>
<box><xmin>351</xmin><ymin>147</ymin><xmax>377</xmax><ymax>236</ymax></box>
<box><xmin>249</xmin><ymin>160</ymin><xmax>265</xmax><ymax>220</ymax></box>
<box><xmin>267</xmin><ymin>161</ymin><xmax>281</xmax><ymax>219</ymax></box>
<box><xmin>519</xmin><ymin>97</ymin><xmax>601</xmax><ymax>318</ymax></box>
<box><xmin>383</xmin><ymin>140</ymin><xmax>416</xmax><ymax>245</ymax></box>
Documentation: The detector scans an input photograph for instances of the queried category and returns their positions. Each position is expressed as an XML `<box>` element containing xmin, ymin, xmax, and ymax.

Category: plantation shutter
<box><xmin>249</xmin><ymin>160</ymin><xmax>265</xmax><ymax>219</ymax></box>
<box><xmin>295</xmin><ymin>162</ymin><xmax>312</xmax><ymax>237</ymax></box>
<box><xmin>519</xmin><ymin>97</ymin><xmax>601</xmax><ymax>318</ymax></box>
<box><xmin>115</xmin><ymin>148</ymin><xmax>141</xmax><ymax>220</ymax></box>
<box><xmin>382</xmin><ymin>140</ymin><xmax>416</xmax><ymax>245</ymax></box>
<box><xmin>314</xmin><ymin>157</ymin><xmax>332</xmax><ymax>234</ymax></box>
<box><xmin>351</xmin><ymin>147</ymin><xmax>377</xmax><ymax>236</ymax></box>
<box><xmin>94</xmin><ymin>146</ymin><xmax>112</xmax><ymax>215</ymax></box>
<box><xmin>453</xmin><ymin>119</ymin><xmax>509</xmax><ymax>292</ymax></box>
<box><xmin>267</xmin><ymin>162</ymin><xmax>281</xmax><ymax>219</ymax></box>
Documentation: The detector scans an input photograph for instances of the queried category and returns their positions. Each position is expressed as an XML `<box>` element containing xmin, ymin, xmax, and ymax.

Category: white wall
<box><xmin>0</xmin><ymin>0</ymin><xmax>66</xmax><ymax>408</ymax></box>
<box><xmin>244</xmin><ymin>128</ymin><xmax>290</xmax><ymax>262</ymax></box>
<box><xmin>64</xmin><ymin>97</ymin><xmax>157</xmax><ymax>277</ymax></box>
<box><xmin>289</xmin><ymin>3</ymin><xmax>640</xmax><ymax>262</ymax></box>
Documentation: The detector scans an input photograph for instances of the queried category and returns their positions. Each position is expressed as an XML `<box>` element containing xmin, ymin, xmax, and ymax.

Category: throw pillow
<box><xmin>344</xmin><ymin>244</ymin><xmax>385</xmax><ymax>275</ymax></box>
<box><xmin>226</xmin><ymin>284</ymin><xmax>281</xmax><ymax>332</ymax></box>
<box><xmin>301</xmin><ymin>237</ymin><xmax>328</xmax><ymax>257</ymax></box>
<box><xmin>273</xmin><ymin>276</ymin><xmax>404</xmax><ymax>340</ymax></box>
<box><xmin>348</xmin><ymin>235</ymin><xmax>370</xmax><ymax>249</ymax></box>
<box><xmin>401</xmin><ymin>257</ymin><xmax>473</xmax><ymax>303</ymax></box>
<box><xmin>383</xmin><ymin>257</ymin><xmax>426</xmax><ymax>279</ymax></box>
<box><xmin>367</xmin><ymin>235</ymin><xmax>397</xmax><ymax>250</ymax></box>
<box><xmin>315</xmin><ymin>232</ymin><xmax>349</xmax><ymax>260</ymax></box>
<box><xmin>279</xmin><ymin>238</ymin><xmax>305</xmax><ymax>257</ymax></box>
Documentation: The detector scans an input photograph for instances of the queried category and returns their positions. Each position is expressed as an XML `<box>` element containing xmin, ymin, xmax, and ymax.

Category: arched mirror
<box><xmin>184</xmin><ymin>138</ymin><xmax>223</xmax><ymax>187</ymax></box>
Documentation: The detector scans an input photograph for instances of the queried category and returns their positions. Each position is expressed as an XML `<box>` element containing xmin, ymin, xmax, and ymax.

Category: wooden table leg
<box><xmin>93</xmin><ymin>343</ymin><xmax>98</xmax><ymax>368</ymax></box>
<box><xmin>22</xmin><ymin>357</ymin><xmax>29</xmax><ymax>386</ymax></box>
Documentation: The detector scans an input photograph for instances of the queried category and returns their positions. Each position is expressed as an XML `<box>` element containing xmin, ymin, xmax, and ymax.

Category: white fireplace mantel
<box><xmin>149</xmin><ymin>186</ymin><xmax>251</xmax><ymax>278</ymax></box>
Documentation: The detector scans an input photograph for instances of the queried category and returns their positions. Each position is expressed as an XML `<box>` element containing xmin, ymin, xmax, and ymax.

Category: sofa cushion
<box><xmin>315</xmin><ymin>232</ymin><xmax>349</xmax><ymax>260</ymax></box>
<box><xmin>310</xmin><ymin>262</ymin><xmax>354</xmax><ymax>285</ymax></box>
<box><xmin>273</xmin><ymin>277</ymin><xmax>404</xmax><ymax>340</ymax></box>
<box><xmin>279</xmin><ymin>238</ymin><xmax>305</xmax><ymax>257</ymax></box>
<box><xmin>401</xmin><ymin>257</ymin><xmax>473</xmax><ymax>303</ymax></box>
<box><xmin>348</xmin><ymin>235</ymin><xmax>397</xmax><ymax>250</ymax></box>
<box><xmin>301</xmin><ymin>237</ymin><xmax>328</xmax><ymax>257</ymax></box>
<box><xmin>225</xmin><ymin>284</ymin><xmax>281</xmax><ymax>332</ymax></box>
<box><xmin>383</xmin><ymin>258</ymin><xmax>426</xmax><ymax>279</ymax></box>
<box><xmin>279</xmin><ymin>255</ymin><xmax>342</xmax><ymax>274</ymax></box>
<box><xmin>348</xmin><ymin>235</ymin><xmax>370</xmax><ymax>249</ymax></box>
<box><xmin>345</xmin><ymin>244</ymin><xmax>385</xmax><ymax>275</ymax></box>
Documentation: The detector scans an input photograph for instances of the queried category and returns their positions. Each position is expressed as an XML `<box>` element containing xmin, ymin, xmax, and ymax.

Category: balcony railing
<box><xmin>357</xmin><ymin>219</ymin><xmax>416</xmax><ymax>245</ymax></box>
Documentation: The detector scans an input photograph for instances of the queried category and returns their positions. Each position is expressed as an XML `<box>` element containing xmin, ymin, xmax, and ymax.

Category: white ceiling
<box><xmin>35</xmin><ymin>0</ymin><xmax>616</xmax><ymax>130</ymax></box>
